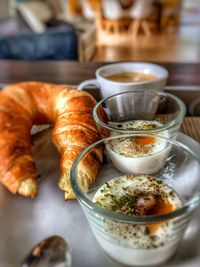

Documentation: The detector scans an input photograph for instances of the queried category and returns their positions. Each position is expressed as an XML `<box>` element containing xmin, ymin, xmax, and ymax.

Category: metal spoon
<box><xmin>21</xmin><ymin>236</ymin><xmax>71</xmax><ymax>267</ymax></box>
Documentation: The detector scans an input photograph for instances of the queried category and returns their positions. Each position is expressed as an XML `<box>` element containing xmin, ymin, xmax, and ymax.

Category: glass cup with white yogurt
<box><xmin>93</xmin><ymin>90</ymin><xmax>186</xmax><ymax>140</ymax></box>
<box><xmin>70</xmin><ymin>134</ymin><xmax>200</xmax><ymax>267</ymax></box>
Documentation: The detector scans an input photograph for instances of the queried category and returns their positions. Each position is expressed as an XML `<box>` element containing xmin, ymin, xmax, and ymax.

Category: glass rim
<box><xmin>93</xmin><ymin>90</ymin><xmax>186</xmax><ymax>134</ymax></box>
<box><xmin>70</xmin><ymin>133</ymin><xmax>200</xmax><ymax>223</ymax></box>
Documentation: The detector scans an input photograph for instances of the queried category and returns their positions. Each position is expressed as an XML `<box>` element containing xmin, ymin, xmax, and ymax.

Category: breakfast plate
<box><xmin>0</xmin><ymin>130</ymin><xmax>199</xmax><ymax>267</ymax></box>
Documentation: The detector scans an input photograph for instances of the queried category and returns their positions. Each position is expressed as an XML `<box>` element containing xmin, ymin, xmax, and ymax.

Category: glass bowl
<box><xmin>70</xmin><ymin>134</ymin><xmax>200</xmax><ymax>266</ymax></box>
<box><xmin>93</xmin><ymin>90</ymin><xmax>186</xmax><ymax>138</ymax></box>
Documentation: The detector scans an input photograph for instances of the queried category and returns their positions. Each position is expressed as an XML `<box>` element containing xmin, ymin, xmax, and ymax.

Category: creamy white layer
<box><xmin>93</xmin><ymin>174</ymin><xmax>182</xmax><ymax>266</ymax></box>
<box><xmin>107</xmin><ymin>120</ymin><xmax>169</xmax><ymax>174</ymax></box>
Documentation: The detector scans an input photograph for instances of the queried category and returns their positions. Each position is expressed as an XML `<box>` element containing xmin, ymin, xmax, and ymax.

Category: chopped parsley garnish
<box><xmin>109</xmin><ymin>193</ymin><xmax>137</xmax><ymax>215</ymax></box>
<box><xmin>122</xmin><ymin>186</ymin><xmax>129</xmax><ymax>191</ymax></box>
<box><xmin>105</xmin><ymin>182</ymin><xmax>111</xmax><ymax>188</ymax></box>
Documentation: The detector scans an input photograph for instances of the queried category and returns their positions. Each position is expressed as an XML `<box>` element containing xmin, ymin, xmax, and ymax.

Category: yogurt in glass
<box><xmin>107</xmin><ymin>120</ymin><xmax>170</xmax><ymax>174</ymax></box>
<box><xmin>93</xmin><ymin>174</ymin><xmax>182</xmax><ymax>266</ymax></box>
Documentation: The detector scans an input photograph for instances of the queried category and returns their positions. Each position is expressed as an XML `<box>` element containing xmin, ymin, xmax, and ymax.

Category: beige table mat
<box><xmin>181</xmin><ymin>117</ymin><xmax>200</xmax><ymax>143</ymax></box>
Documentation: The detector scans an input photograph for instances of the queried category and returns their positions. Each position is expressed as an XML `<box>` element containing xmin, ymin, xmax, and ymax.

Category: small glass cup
<box><xmin>93</xmin><ymin>90</ymin><xmax>186</xmax><ymax>138</ymax></box>
<box><xmin>70</xmin><ymin>134</ymin><xmax>200</xmax><ymax>266</ymax></box>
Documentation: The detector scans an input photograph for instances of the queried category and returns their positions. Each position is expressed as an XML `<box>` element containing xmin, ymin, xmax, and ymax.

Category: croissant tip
<box><xmin>64</xmin><ymin>190</ymin><xmax>76</xmax><ymax>201</ymax></box>
<box><xmin>17</xmin><ymin>177</ymin><xmax>38</xmax><ymax>198</ymax></box>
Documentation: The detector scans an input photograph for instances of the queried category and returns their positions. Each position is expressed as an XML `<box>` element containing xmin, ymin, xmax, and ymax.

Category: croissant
<box><xmin>0</xmin><ymin>82</ymin><xmax>107</xmax><ymax>199</ymax></box>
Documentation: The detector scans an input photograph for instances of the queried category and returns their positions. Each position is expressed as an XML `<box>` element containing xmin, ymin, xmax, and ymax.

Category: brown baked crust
<box><xmin>0</xmin><ymin>82</ymin><xmax>106</xmax><ymax>199</ymax></box>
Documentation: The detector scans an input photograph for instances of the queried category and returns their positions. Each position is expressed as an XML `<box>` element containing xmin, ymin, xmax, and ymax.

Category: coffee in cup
<box><xmin>105</xmin><ymin>71</ymin><xmax>157</xmax><ymax>83</ymax></box>
<box><xmin>78</xmin><ymin>62</ymin><xmax>168</xmax><ymax>99</ymax></box>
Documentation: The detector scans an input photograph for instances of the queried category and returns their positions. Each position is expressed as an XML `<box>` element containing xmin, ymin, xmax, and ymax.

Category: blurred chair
<box><xmin>129</xmin><ymin>0</ymin><xmax>155</xmax><ymax>36</ymax></box>
<box><xmin>102</xmin><ymin>0</ymin><xmax>123</xmax><ymax>20</ymax></box>
<box><xmin>102</xmin><ymin>0</ymin><xmax>124</xmax><ymax>33</ymax></box>
<box><xmin>119</xmin><ymin>0</ymin><xmax>135</xmax><ymax>9</ymax></box>
<box><xmin>162</xmin><ymin>2</ymin><xmax>182</xmax><ymax>31</ymax></box>
<box><xmin>80</xmin><ymin>0</ymin><xmax>95</xmax><ymax>19</ymax></box>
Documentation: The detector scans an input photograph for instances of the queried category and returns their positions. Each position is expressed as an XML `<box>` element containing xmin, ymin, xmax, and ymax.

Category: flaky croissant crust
<box><xmin>0</xmin><ymin>82</ymin><xmax>106</xmax><ymax>199</ymax></box>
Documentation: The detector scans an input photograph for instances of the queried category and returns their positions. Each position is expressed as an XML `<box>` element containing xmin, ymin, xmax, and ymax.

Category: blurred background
<box><xmin>0</xmin><ymin>0</ymin><xmax>200</xmax><ymax>62</ymax></box>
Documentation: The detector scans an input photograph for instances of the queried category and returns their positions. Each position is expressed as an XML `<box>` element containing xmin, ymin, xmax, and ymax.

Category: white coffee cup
<box><xmin>78</xmin><ymin>62</ymin><xmax>168</xmax><ymax>99</ymax></box>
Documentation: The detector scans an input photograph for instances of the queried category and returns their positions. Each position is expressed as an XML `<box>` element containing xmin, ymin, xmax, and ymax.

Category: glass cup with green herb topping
<box><xmin>70</xmin><ymin>134</ymin><xmax>200</xmax><ymax>266</ymax></box>
<box><xmin>93</xmin><ymin>90</ymin><xmax>186</xmax><ymax>140</ymax></box>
